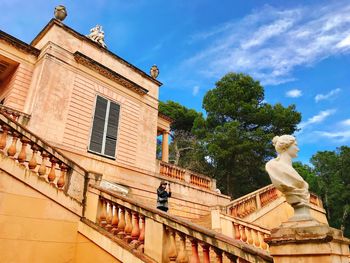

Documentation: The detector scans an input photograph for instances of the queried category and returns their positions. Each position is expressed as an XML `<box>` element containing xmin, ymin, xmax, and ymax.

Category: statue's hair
<box><xmin>272</xmin><ymin>135</ymin><xmax>296</xmax><ymax>154</ymax></box>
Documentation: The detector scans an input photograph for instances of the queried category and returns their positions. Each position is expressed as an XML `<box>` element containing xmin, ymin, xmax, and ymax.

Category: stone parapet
<box><xmin>266</xmin><ymin>221</ymin><xmax>350</xmax><ymax>263</ymax></box>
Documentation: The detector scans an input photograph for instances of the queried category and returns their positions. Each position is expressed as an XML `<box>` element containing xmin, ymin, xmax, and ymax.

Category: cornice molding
<box><xmin>74</xmin><ymin>51</ymin><xmax>148</xmax><ymax>95</ymax></box>
<box><xmin>0</xmin><ymin>30</ymin><xmax>40</xmax><ymax>56</ymax></box>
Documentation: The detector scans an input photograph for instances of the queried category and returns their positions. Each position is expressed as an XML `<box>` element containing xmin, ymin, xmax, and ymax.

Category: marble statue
<box><xmin>54</xmin><ymin>5</ymin><xmax>67</xmax><ymax>21</ymax></box>
<box><xmin>266</xmin><ymin>135</ymin><xmax>312</xmax><ymax>220</ymax></box>
<box><xmin>86</xmin><ymin>25</ymin><xmax>107</xmax><ymax>48</ymax></box>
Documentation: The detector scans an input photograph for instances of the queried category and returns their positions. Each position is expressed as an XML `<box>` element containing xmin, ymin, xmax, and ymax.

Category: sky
<box><xmin>1</xmin><ymin>0</ymin><xmax>349</xmax><ymax>163</ymax></box>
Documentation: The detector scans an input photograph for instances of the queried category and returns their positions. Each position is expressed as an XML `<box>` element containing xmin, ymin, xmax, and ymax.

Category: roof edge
<box><xmin>74</xmin><ymin>51</ymin><xmax>149</xmax><ymax>96</ymax></box>
<box><xmin>158</xmin><ymin>112</ymin><xmax>174</xmax><ymax>123</ymax></box>
<box><xmin>0</xmin><ymin>30</ymin><xmax>40</xmax><ymax>56</ymax></box>
<box><xmin>31</xmin><ymin>19</ymin><xmax>163</xmax><ymax>86</ymax></box>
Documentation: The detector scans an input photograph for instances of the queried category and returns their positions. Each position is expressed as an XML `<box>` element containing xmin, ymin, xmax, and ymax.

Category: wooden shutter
<box><xmin>104</xmin><ymin>102</ymin><xmax>120</xmax><ymax>157</ymax></box>
<box><xmin>89</xmin><ymin>96</ymin><xmax>108</xmax><ymax>153</ymax></box>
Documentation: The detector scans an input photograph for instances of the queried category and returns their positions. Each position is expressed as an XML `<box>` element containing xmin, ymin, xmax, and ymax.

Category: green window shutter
<box><xmin>89</xmin><ymin>96</ymin><xmax>107</xmax><ymax>153</ymax></box>
<box><xmin>104</xmin><ymin>102</ymin><xmax>120</xmax><ymax>157</ymax></box>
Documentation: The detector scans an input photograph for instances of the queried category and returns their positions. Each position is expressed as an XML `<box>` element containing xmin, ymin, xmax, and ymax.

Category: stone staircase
<box><xmin>0</xmin><ymin>111</ymin><xmax>273</xmax><ymax>263</ymax></box>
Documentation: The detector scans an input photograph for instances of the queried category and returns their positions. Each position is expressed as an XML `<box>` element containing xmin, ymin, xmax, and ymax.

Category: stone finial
<box><xmin>150</xmin><ymin>65</ymin><xmax>159</xmax><ymax>79</ymax></box>
<box><xmin>86</xmin><ymin>25</ymin><xmax>107</xmax><ymax>49</ymax></box>
<box><xmin>54</xmin><ymin>5</ymin><xmax>67</xmax><ymax>21</ymax></box>
<box><xmin>265</xmin><ymin>135</ymin><xmax>313</xmax><ymax>221</ymax></box>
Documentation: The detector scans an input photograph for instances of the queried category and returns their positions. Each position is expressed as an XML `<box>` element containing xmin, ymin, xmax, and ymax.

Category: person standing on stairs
<box><xmin>157</xmin><ymin>181</ymin><xmax>171</xmax><ymax>212</ymax></box>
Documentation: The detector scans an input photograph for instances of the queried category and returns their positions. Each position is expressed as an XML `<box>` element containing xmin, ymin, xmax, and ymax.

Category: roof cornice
<box><xmin>0</xmin><ymin>30</ymin><xmax>40</xmax><ymax>56</ymax></box>
<box><xmin>74</xmin><ymin>51</ymin><xmax>149</xmax><ymax>95</ymax></box>
<box><xmin>31</xmin><ymin>19</ymin><xmax>162</xmax><ymax>86</ymax></box>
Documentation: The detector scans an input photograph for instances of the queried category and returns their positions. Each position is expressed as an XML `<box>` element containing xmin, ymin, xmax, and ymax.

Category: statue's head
<box><xmin>272</xmin><ymin>135</ymin><xmax>299</xmax><ymax>158</ymax></box>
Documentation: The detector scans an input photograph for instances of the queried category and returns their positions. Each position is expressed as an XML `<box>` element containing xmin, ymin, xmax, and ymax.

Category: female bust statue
<box><xmin>265</xmin><ymin>135</ymin><xmax>310</xmax><ymax>206</ymax></box>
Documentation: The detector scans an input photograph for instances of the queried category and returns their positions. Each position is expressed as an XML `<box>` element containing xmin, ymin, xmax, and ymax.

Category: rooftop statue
<box><xmin>266</xmin><ymin>135</ymin><xmax>312</xmax><ymax>221</ymax></box>
<box><xmin>86</xmin><ymin>25</ymin><xmax>107</xmax><ymax>49</ymax></box>
<box><xmin>54</xmin><ymin>5</ymin><xmax>67</xmax><ymax>21</ymax></box>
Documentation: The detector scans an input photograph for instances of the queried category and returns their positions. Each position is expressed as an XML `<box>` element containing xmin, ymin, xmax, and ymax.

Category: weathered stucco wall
<box><xmin>0</xmin><ymin>42</ymin><xmax>36</xmax><ymax>112</ymax></box>
<box><xmin>0</xmin><ymin>169</ymin><xmax>122</xmax><ymax>263</ymax></box>
<box><xmin>23</xmin><ymin>41</ymin><xmax>158</xmax><ymax>172</ymax></box>
<box><xmin>0</xmin><ymin>170</ymin><xmax>80</xmax><ymax>263</ymax></box>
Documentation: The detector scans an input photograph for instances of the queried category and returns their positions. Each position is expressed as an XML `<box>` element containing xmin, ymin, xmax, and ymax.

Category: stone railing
<box><xmin>211</xmin><ymin>208</ymin><xmax>271</xmax><ymax>252</ymax></box>
<box><xmin>226</xmin><ymin>184</ymin><xmax>323</xmax><ymax>219</ymax></box>
<box><xmin>0</xmin><ymin>112</ymin><xmax>87</xmax><ymax>203</ymax></box>
<box><xmin>158</xmin><ymin>160</ymin><xmax>215</xmax><ymax>191</ymax></box>
<box><xmin>0</xmin><ymin>104</ymin><xmax>31</xmax><ymax>125</ymax></box>
<box><xmin>86</xmin><ymin>185</ymin><xmax>273</xmax><ymax>263</ymax></box>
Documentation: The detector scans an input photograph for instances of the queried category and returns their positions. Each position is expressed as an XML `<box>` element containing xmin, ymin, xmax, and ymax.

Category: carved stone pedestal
<box><xmin>266</xmin><ymin>221</ymin><xmax>350</xmax><ymax>263</ymax></box>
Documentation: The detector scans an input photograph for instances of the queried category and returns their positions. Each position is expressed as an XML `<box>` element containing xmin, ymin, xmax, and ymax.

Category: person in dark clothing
<box><xmin>157</xmin><ymin>180</ymin><xmax>171</xmax><ymax>212</ymax></box>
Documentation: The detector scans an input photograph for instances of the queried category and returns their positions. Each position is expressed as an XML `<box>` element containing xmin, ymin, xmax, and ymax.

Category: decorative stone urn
<box><xmin>150</xmin><ymin>65</ymin><xmax>159</xmax><ymax>79</ymax></box>
<box><xmin>54</xmin><ymin>5</ymin><xmax>67</xmax><ymax>21</ymax></box>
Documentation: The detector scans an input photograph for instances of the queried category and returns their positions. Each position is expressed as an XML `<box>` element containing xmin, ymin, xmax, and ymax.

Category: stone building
<box><xmin>0</xmin><ymin>16</ymin><xmax>348</xmax><ymax>263</ymax></box>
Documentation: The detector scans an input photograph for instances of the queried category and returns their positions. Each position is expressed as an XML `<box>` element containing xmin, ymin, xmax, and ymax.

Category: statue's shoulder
<box><xmin>266</xmin><ymin>158</ymin><xmax>278</xmax><ymax>168</ymax></box>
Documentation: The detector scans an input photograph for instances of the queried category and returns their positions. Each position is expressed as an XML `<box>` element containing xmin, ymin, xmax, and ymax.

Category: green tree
<box><xmin>194</xmin><ymin>73</ymin><xmax>301</xmax><ymax>197</ymax></box>
<box><xmin>310</xmin><ymin>147</ymin><xmax>350</xmax><ymax>237</ymax></box>
<box><xmin>158</xmin><ymin>101</ymin><xmax>204</xmax><ymax>167</ymax></box>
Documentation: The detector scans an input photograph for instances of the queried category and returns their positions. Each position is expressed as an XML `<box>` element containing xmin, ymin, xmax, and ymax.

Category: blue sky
<box><xmin>1</xmin><ymin>0</ymin><xmax>349</xmax><ymax>163</ymax></box>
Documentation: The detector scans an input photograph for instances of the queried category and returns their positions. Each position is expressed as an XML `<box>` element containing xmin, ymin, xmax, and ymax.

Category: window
<box><xmin>89</xmin><ymin>95</ymin><xmax>120</xmax><ymax>158</ymax></box>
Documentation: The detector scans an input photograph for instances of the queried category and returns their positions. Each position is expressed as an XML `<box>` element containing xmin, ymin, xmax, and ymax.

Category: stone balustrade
<box><xmin>158</xmin><ymin>160</ymin><xmax>215</xmax><ymax>191</ymax></box>
<box><xmin>227</xmin><ymin>184</ymin><xmax>323</xmax><ymax>219</ymax></box>
<box><xmin>0</xmin><ymin>104</ymin><xmax>31</xmax><ymax>125</ymax></box>
<box><xmin>0</xmin><ymin>112</ymin><xmax>87</xmax><ymax>202</ymax></box>
<box><xmin>220</xmin><ymin>213</ymin><xmax>271</xmax><ymax>252</ymax></box>
<box><xmin>159</xmin><ymin>161</ymin><xmax>186</xmax><ymax>181</ymax></box>
<box><xmin>87</xmin><ymin>185</ymin><xmax>273</xmax><ymax>263</ymax></box>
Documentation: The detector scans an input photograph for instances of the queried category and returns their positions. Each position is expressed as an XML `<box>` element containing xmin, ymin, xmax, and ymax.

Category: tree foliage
<box><xmin>158</xmin><ymin>101</ymin><xmax>205</xmax><ymax>168</ymax></box>
<box><xmin>193</xmin><ymin>73</ymin><xmax>301</xmax><ymax>197</ymax></box>
<box><xmin>309</xmin><ymin>147</ymin><xmax>350</xmax><ymax>237</ymax></box>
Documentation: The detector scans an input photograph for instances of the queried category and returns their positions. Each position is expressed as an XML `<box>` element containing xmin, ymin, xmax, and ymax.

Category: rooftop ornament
<box><xmin>86</xmin><ymin>25</ymin><xmax>107</xmax><ymax>49</ymax></box>
<box><xmin>150</xmin><ymin>65</ymin><xmax>159</xmax><ymax>79</ymax></box>
<box><xmin>54</xmin><ymin>5</ymin><xmax>67</xmax><ymax>21</ymax></box>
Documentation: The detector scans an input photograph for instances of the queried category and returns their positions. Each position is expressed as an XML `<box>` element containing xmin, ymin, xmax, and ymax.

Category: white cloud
<box><xmin>192</xmin><ymin>86</ymin><xmax>200</xmax><ymax>96</ymax></box>
<box><xmin>298</xmin><ymin>109</ymin><xmax>336</xmax><ymax>129</ymax></box>
<box><xmin>184</xmin><ymin>2</ymin><xmax>350</xmax><ymax>85</ymax></box>
<box><xmin>286</xmin><ymin>89</ymin><xmax>302</xmax><ymax>98</ymax></box>
<box><xmin>315</xmin><ymin>88</ymin><xmax>341</xmax><ymax>102</ymax></box>
<box><xmin>315</xmin><ymin>130</ymin><xmax>350</xmax><ymax>142</ymax></box>
<box><xmin>340</xmin><ymin>119</ymin><xmax>350</xmax><ymax>126</ymax></box>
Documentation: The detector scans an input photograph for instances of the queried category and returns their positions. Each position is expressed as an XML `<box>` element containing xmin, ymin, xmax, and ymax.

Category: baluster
<box><xmin>28</xmin><ymin>144</ymin><xmax>39</xmax><ymax>170</ymax></box>
<box><xmin>131</xmin><ymin>212</ymin><xmax>140</xmax><ymax>241</ymax></box>
<box><xmin>253</xmin><ymin>229</ymin><xmax>260</xmax><ymax>248</ymax></box>
<box><xmin>214</xmin><ymin>248</ymin><xmax>223</xmax><ymax>263</ymax></box>
<box><xmin>258</xmin><ymin>231</ymin><xmax>267</xmax><ymax>250</ymax></box>
<box><xmin>105</xmin><ymin>201</ymin><xmax>113</xmax><ymax>231</ymax></box>
<box><xmin>7</xmin><ymin>131</ymin><xmax>19</xmax><ymax>157</ymax></box>
<box><xmin>117</xmin><ymin>207</ymin><xmax>126</xmax><ymax>238</ymax></box>
<box><xmin>225</xmin><ymin>253</ymin><xmax>238</xmax><ymax>263</ymax></box>
<box><xmin>167</xmin><ymin>228</ymin><xmax>177</xmax><ymax>262</ymax></box>
<box><xmin>111</xmin><ymin>204</ymin><xmax>119</xmax><ymax>235</ymax></box>
<box><xmin>57</xmin><ymin>163</ymin><xmax>67</xmax><ymax>189</ymax></box>
<box><xmin>246</xmin><ymin>227</ymin><xmax>253</xmax><ymax>245</ymax></box>
<box><xmin>48</xmin><ymin>157</ymin><xmax>57</xmax><ymax>184</ymax></box>
<box><xmin>189</xmin><ymin>238</ymin><xmax>200</xmax><ymax>263</ymax></box>
<box><xmin>234</xmin><ymin>223</ymin><xmax>241</xmax><ymax>240</ymax></box>
<box><xmin>0</xmin><ymin>124</ymin><xmax>9</xmax><ymax>150</ymax></box>
<box><xmin>124</xmin><ymin>209</ymin><xmax>133</xmax><ymax>243</ymax></box>
<box><xmin>99</xmin><ymin>199</ymin><xmax>107</xmax><ymax>227</ymax></box>
<box><xmin>240</xmin><ymin>225</ymin><xmax>247</xmax><ymax>242</ymax></box>
<box><xmin>137</xmin><ymin>215</ymin><xmax>145</xmax><ymax>252</ymax></box>
<box><xmin>38</xmin><ymin>151</ymin><xmax>49</xmax><ymax>177</ymax></box>
<box><xmin>200</xmin><ymin>243</ymin><xmax>210</xmax><ymax>263</ymax></box>
<box><xmin>176</xmin><ymin>232</ymin><xmax>189</xmax><ymax>263</ymax></box>
<box><xmin>263</xmin><ymin>234</ymin><xmax>269</xmax><ymax>250</ymax></box>
<box><xmin>17</xmin><ymin>137</ymin><xmax>29</xmax><ymax>164</ymax></box>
